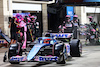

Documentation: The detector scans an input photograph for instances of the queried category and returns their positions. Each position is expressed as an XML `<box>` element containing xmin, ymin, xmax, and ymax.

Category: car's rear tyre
<box><xmin>70</xmin><ymin>39</ymin><xmax>82</xmax><ymax>57</ymax></box>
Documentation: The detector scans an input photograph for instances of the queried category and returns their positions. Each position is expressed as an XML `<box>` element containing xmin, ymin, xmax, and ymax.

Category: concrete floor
<box><xmin>0</xmin><ymin>45</ymin><xmax>100</xmax><ymax>67</ymax></box>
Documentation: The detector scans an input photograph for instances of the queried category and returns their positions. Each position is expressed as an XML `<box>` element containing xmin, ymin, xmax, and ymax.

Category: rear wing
<box><xmin>50</xmin><ymin>33</ymin><xmax>73</xmax><ymax>38</ymax></box>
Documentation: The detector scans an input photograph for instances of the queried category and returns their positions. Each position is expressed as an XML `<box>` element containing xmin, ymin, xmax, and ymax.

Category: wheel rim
<box><xmin>63</xmin><ymin>45</ymin><xmax>67</xmax><ymax>62</ymax></box>
<box><xmin>79</xmin><ymin>42</ymin><xmax>82</xmax><ymax>56</ymax></box>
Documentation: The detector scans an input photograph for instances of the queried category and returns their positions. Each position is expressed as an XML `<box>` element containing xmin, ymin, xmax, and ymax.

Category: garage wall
<box><xmin>12</xmin><ymin>3</ymin><xmax>42</xmax><ymax>11</ymax></box>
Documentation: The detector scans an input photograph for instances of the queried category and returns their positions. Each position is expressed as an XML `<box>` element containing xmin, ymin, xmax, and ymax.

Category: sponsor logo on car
<box><xmin>34</xmin><ymin>56</ymin><xmax>58</xmax><ymax>61</ymax></box>
<box><xmin>10</xmin><ymin>56</ymin><xmax>27</xmax><ymax>62</ymax></box>
<box><xmin>51</xmin><ymin>33</ymin><xmax>72</xmax><ymax>38</ymax></box>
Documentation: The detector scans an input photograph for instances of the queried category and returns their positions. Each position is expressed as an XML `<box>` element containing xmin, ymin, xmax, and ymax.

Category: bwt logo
<box><xmin>10</xmin><ymin>57</ymin><xmax>24</xmax><ymax>62</ymax></box>
<box><xmin>39</xmin><ymin>56</ymin><xmax>58</xmax><ymax>61</ymax></box>
<box><xmin>53</xmin><ymin>34</ymin><xmax>68</xmax><ymax>38</ymax></box>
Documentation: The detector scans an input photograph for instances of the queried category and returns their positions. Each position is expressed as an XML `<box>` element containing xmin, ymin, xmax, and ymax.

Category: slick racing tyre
<box><xmin>70</xmin><ymin>39</ymin><xmax>82</xmax><ymax>57</ymax></box>
<box><xmin>56</xmin><ymin>45</ymin><xmax>67</xmax><ymax>64</ymax></box>
<box><xmin>8</xmin><ymin>44</ymin><xmax>22</xmax><ymax>64</ymax></box>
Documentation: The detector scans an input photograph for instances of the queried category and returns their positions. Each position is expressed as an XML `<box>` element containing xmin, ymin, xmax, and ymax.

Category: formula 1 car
<box><xmin>8</xmin><ymin>37</ymin><xmax>68</xmax><ymax>64</ymax></box>
<box><xmin>6</xmin><ymin>33</ymin><xmax>82</xmax><ymax>64</ymax></box>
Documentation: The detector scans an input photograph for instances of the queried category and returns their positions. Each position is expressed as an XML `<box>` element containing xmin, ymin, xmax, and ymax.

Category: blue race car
<box><xmin>8</xmin><ymin>32</ymin><xmax>82</xmax><ymax>64</ymax></box>
<box><xmin>8</xmin><ymin>37</ymin><xmax>69</xmax><ymax>64</ymax></box>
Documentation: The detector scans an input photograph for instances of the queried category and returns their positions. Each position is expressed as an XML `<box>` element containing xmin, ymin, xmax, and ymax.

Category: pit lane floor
<box><xmin>0</xmin><ymin>45</ymin><xmax>100</xmax><ymax>67</ymax></box>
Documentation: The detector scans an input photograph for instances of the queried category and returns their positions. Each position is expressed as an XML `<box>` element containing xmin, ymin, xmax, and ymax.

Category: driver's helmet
<box><xmin>43</xmin><ymin>39</ymin><xmax>51</xmax><ymax>44</ymax></box>
<box><xmin>65</xmin><ymin>15</ymin><xmax>70</xmax><ymax>22</ymax></box>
